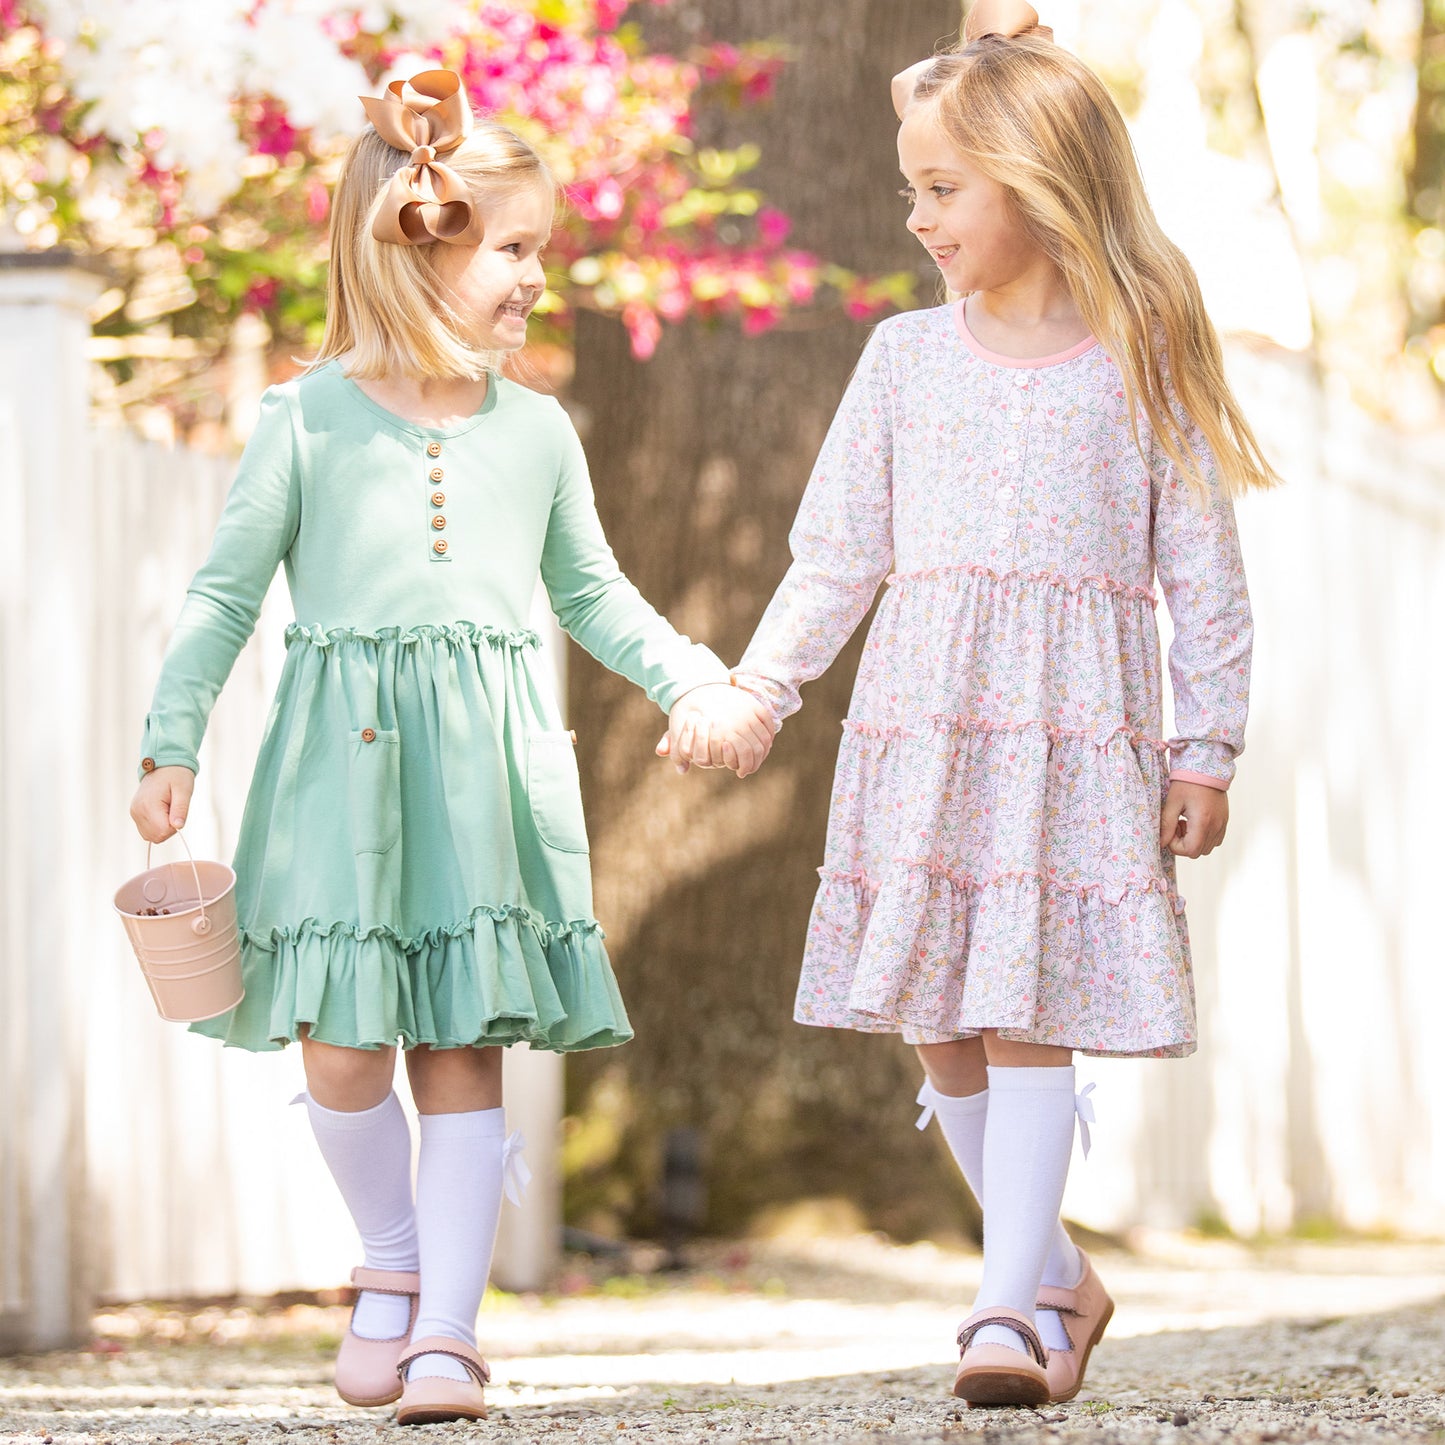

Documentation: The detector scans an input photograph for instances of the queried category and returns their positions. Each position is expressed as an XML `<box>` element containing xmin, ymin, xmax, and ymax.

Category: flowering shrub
<box><xmin>0</xmin><ymin>0</ymin><xmax>914</xmax><ymax>404</ymax></box>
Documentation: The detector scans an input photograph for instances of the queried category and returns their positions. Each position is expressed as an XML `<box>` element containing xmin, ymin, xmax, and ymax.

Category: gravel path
<box><xmin>3</xmin><ymin>1234</ymin><xmax>1444</xmax><ymax>1444</ymax></box>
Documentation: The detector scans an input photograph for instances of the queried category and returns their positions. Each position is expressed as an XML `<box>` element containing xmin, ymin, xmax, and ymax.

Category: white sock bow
<box><xmin>1075</xmin><ymin>1081</ymin><xmax>1097</xmax><ymax>1158</ymax></box>
<box><xmin>501</xmin><ymin>1129</ymin><xmax>531</xmax><ymax>1206</ymax></box>
<box><xmin>914</xmin><ymin>1080</ymin><xmax>938</xmax><ymax>1131</ymax></box>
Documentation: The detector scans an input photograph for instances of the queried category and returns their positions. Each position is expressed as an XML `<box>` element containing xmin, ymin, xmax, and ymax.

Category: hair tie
<box><xmin>360</xmin><ymin>69</ymin><xmax>486</xmax><ymax>246</ymax></box>
<box><xmin>963</xmin><ymin>0</ymin><xmax>1053</xmax><ymax>43</ymax></box>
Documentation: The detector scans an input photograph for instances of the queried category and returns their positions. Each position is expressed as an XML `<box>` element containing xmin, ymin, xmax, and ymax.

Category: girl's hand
<box><xmin>657</xmin><ymin>684</ymin><xmax>775</xmax><ymax>778</ymax></box>
<box><xmin>1158</xmin><ymin>780</ymin><xmax>1228</xmax><ymax>859</ymax></box>
<box><xmin>130</xmin><ymin>765</ymin><xmax>196</xmax><ymax>844</ymax></box>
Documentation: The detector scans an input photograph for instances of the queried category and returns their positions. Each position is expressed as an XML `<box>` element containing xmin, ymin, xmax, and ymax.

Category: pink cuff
<box><xmin>1169</xmin><ymin>769</ymin><xmax>1230</xmax><ymax>792</ymax></box>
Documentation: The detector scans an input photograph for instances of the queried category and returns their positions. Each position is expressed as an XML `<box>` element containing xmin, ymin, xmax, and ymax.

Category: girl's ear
<box><xmin>892</xmin><ymin>58</ymin><xmax>934</xmax><ymax>119</ymax></box>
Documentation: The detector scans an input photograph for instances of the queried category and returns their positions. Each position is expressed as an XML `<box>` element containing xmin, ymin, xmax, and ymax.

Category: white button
<box><xmin>1014</xmin><ymin>373</ymin><xmax>1031</xmax><ymax>388</ymax></box>
<box><xmin>1000</xmin><ymin>485</ymin><xmax>1016</xmax><ymax>497</ymax></box>
<box><xmin>1004</xmin><ymin>449</ymin><xmax>1018</xmax><ymax>462</ymax></box>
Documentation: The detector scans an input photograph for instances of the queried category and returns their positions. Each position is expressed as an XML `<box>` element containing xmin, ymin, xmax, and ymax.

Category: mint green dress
<box><xmin>139</xmin><ymin>362</ymin><xmax>726</xmax><ymax>1053</ymax></box>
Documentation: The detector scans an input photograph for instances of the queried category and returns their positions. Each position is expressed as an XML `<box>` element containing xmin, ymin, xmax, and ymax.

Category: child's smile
<box><xmin>433</xmin><ymin>183</ymin><xmax>553</xmax><ymax>352</ymax></box>
<box><xmin>897</xmin><ymin>103</ymin><xmax>1037</xmax><ymax>295</ymax></box>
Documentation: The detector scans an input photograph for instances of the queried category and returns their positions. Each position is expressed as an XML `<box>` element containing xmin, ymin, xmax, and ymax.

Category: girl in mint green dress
<box><xmin>128</xmin><ymin>72</ymin><xmax>771</xmax><ymax>1424</ymax></box>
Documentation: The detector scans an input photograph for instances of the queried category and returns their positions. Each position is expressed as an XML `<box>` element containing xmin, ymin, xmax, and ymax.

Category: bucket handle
<box><xmin>143</xmin><ymin>830</ymin><xmax>214</xmax><ymax>938</ymax></box>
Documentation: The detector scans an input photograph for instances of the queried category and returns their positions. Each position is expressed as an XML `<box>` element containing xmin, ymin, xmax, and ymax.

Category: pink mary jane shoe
<box><xmin>1037</xmin><ymin>1248</ymin><xmax>1115</xmax><ymax>1403</ymax></box>
<box><xmin>334</xmin><ymin>1266</ymin><xmax>420</xmax><ymax>1408</ymax></box>
<box><xmin>395</xmin><ymin>1335</ymin><xmax>491</xmax><ymax>1426</ymax></box>
<box><xmin>953</xmin><ymin>1307</ymin><xmax>1051</xmax><ymax>1407</ymax></box>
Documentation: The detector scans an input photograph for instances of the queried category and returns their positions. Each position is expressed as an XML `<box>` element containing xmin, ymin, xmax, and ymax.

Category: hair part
<box><xmin>914</xmin><ymin>36</ymin><xmax>1279</xmax><ymax>499</ymax></box>
<box><xmin>310</xmin><ymin>119</ymin><xmax>555</xmax><ymax>382</ymax></box>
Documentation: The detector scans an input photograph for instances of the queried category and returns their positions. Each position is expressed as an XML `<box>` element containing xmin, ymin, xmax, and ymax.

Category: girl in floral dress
<box><xmin>680</xmin><ymin>0</ymin><xmax>1275</xmax><ymax>1408</ymax></box>
<box><xmin>129</xmin><ymin>72</ymin><xmax>771</xmax><ymax>1425</ymax></box>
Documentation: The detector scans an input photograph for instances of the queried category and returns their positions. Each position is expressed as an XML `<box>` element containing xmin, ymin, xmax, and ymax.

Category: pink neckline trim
<box><xmin>953</xmin><ymin>299</ymin><xmax>1099</xmax><ymax>369</ymax></box>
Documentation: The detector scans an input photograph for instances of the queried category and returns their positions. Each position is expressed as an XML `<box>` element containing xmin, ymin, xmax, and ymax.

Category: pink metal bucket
<box><xmin>113</xmin><ymin>833</ymin><xmax>243</xmax><ymax>1023</ymax></box>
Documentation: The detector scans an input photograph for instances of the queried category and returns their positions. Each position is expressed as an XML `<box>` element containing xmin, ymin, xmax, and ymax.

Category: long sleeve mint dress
<box><xmin>139</xmin><ymin>361</ymin><xmax>727</xmax><ymax>1053</ymax></box>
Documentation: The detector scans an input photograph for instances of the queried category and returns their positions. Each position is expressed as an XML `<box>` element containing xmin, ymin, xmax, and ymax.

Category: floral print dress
<box><xmin>734</xmin><ymin>301</ymin><xmax>1252</xmax><ymax>1059</ymax></box>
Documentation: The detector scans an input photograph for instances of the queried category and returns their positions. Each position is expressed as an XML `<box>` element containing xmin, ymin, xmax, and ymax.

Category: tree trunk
<box><xmin>565</xmin><ymin>0</ymin><xmax>974</xmax><ymax>1244</ymax></box>
<box><xmin>1412</xmin><ymin>0</ymin><xmax>1445</xmax><ymax>233</ymax></box>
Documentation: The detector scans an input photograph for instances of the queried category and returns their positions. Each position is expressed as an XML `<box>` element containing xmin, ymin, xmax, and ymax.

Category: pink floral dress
<box><xmin>735</xmin><ymin>301</ymin><xmax>1252</xmax><ymax>1058</ymax></box>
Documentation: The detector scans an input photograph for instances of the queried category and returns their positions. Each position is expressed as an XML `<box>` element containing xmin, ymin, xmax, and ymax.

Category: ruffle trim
<box><xmin>239</xmin><ymin>904</ymin><xmax>603</xmax><ymax>954</ymax></box>
<box><xmin>885</xmin><ymin>562</ymin><xmax>1157</xmax><ymax>605</ymax></box>
<box><xmin>284</xmin><ymin>620</ymin><xmax>541</xmax><ymax>650</ymax></box>
<box><xmin>191</xmin><ymin>904</ymin><xmax>630</xmax><ymax>1054</ymax></box>
<box><xmin>820</xmin><ymin>862</ymin><xmax>1185</xmax><ymax>914</ymax></box>
<box><xmin>843</xmin><ymin>715</ymin><xmax>1168</xmax><ymax>752</ymax></box>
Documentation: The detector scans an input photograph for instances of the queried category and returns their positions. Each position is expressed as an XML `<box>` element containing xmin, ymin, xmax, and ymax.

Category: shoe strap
<box><xmin>1035</xmin><ymin>1285</ymin><xmax>1083</xmax><ymax>1315</ymax></box>
<box><xmin>350</xmin><ymin>1266</ymin><xmax>421</xmax><ymax>1295</ymax></box>
<box><xmin>397</xmin><ymin>1334</ymin><xmax>491</xmax><ymax>1388</ymax></box>
<box><xmin>1035</xmin><ymin>1249</ymin><xmax>1092</xmax><ymax>1315</ymax></box>
<box><xmin>956</xmin><ymin>1307</ymin><xmax>1048</xmax><ymax>1367</ymax></box>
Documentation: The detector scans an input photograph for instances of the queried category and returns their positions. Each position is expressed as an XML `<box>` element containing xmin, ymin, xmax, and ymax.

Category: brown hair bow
<box><xmin>361</xmin><ymin>70</ymin><xmax>486</xmax><ymax>246</ymax></box>
<box><xmin>963</xmin><ymin>0</ymin><xmax>1053</xmax><ymax>43</ymax></box>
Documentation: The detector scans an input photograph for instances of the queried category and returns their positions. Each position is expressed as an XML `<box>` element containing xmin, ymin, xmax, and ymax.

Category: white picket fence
<box><xmin>1067</xmin><ymin>345</ymin><xmax>1445</xmax><ymax>1239</ymax></box>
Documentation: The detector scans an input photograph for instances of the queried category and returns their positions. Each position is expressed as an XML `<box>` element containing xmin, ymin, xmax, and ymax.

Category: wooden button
<box><xmin>140</xmin><ymin>757</ymin><xmax>156</xmax><ymax>773</ymax></box>
<box><xmin>431</xmin><ymin>491</ymin><xmax>446</xmax><ymax>507</ymax></box>
<box><xmin>431</xmin><ymin>514</ymin><xmax>446</xmax><ymax>531</ymax></box>
<box><xmin>426</xmin><ymin>442</ymin><xmax>442</xmax><ymax>458</ymax></box>
<box><xmin>429</xmin><ymin>467</ymin><xmax>444</xmax><ymax>482</ymax></box>
<box><xmin>433</xmin><ymin>538</ymin><xmax>448</xmax><ymax>555</ymax></box>
<box><xmin>360</xmin><ymin>728</ymin><xmax>377</xmax><ymax>743</ymax></box>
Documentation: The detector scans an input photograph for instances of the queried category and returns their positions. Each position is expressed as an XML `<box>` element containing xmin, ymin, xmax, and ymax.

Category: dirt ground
<box><xmin>3</xmin><ymin>1232</ymin><xmax>1444</xmax><ymax>1444</ymax></box>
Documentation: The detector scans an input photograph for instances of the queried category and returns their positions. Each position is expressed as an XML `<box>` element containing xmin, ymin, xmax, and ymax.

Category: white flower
<box><xmin>29</xmin><ymin>0</ymin><xmax>472</xmax><ymax>215</ymax></box>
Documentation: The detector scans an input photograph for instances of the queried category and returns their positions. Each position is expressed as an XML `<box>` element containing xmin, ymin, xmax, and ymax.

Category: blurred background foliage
<box><xmin>0</xmin><ymin>0</ymin><xmax>914</xmax><ymax>437</ymax></box>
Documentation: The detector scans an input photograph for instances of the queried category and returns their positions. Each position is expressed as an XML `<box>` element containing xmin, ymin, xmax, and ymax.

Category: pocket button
<box><xmin>361</xmin><ymin>728</ymin><xmax>377</xmax><ymax>743</ymax></box>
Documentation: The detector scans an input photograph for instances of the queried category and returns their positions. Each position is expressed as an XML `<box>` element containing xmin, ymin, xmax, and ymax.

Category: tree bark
<box><xmin>565</xmin><ymin>0</ymin><xmax>975</xmax><ymax>1243</ymax></box>
<box><xmin>1412</xmin><ymin>0</ymin><xmax>1445</xmax><ymax>234</ymax></box>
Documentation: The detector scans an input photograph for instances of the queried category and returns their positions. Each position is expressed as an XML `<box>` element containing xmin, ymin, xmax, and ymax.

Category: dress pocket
<box><xmin>526</xmin><ymin>731</ymin><xmax>589</xmax><ymax>854</ymax></box>
<box><xmin>347</xmin><ymin>728</ymin><xmax>402</xmax><ymax>855</ymax></box>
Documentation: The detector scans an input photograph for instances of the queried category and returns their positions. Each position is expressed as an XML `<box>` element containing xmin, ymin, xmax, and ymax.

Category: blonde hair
<box><xmin>913</xmin><ymin>36</ymin><xmax>1278</xmax><ymax>498</ymax></box>
<box><xmin>311</xmin><ymin>119</ymin><xmax>555</xmax><ymax>381</ymax></box>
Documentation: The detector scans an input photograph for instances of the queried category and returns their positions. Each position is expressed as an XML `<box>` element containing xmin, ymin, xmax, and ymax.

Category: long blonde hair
<box><xmin>311</xmin><ymin>119</ymin><xmax>554</xmax><ymax>381</ymax></box>
<box><xmin>913</xmin><ymin>35</ymin><xmax>1278</xmax><ymax>498</ymax></box>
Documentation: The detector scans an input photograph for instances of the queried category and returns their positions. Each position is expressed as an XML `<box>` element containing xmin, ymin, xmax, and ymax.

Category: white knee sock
<box><xmin>917</xmin><ymin>1080</ymin><xmax>1082</xmax><ymax>1349</ymax></box>
<box><xmin>407</xmin><ymin>1107</ymin><xmax>510</xmax><ymax>1384</ymax></box>
<box><xmin>303</xmin><ymin>1091</ymin><xmax>418</xmax><ymax>1341</ymax></box>
<box><xmin>972</xmin><ymin>1065</ymin><xmax>1079</xmax><ymax>1354</ymax></box>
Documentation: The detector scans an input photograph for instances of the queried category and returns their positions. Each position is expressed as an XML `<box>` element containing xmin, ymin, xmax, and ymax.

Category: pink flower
<box><xmin>757</xmin><ymin>207</ymin><xmax>791</xmax><ymax>248</ymax></box>
<box><xmin>306</xmin><ymin>177</ymin><xmax>329</xmax><ymax>225</ymax></box>
<box><xmin>741</xmin><ymin>304</ymin><xmax>781</xmax><ymax>337</ymax></box>
<box><xmin>593</xmin><ymin>176</ymin><xmax>624</xmax><ymax>220</ymax></box>
<box><xmin>250</xmin><ymin>98</ymin><xmax>297</xmax><ymax>159</ymax></box>
<box><xmin>623</xmin><ymin>302</ymin><xmax>662</xmax><ymax>360</ymax></box>
<box><xmin>243</xmin><ymin>277</ymin><xmax>278</xmax><ymax>312</ymax></box>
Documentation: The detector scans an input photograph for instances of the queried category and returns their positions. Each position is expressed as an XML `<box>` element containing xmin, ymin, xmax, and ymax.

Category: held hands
<box><xmin>130</xmin><ymin>765</ymin><xmax>195</xmax><ymax>844</ymax></box>
<box><xmin>1158</xmin><ymin>780</ymin><xmax>1228</xmax><ymax>859</ymax></box>
<box><xmin>656</xmin><ymin>682</ymin><xmax>775</xmax><ymax>779</ymax></box>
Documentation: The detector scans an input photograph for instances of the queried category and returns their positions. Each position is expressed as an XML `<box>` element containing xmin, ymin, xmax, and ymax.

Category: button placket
<box><xmin>425</xmin><ymin>442</ymin><xmax>451</xmax><ymax>562</ymax></box>
<box><xmin>991</xmin><ymin>373</ymin><xmax>1033</xmax><ymax>558</ymax></box>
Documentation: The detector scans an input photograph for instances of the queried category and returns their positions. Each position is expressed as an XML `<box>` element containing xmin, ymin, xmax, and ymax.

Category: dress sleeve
<box><xmin>732</xmin><ymin>327</ymin><xmax>896</xmax><ymax>724</ymax></box>
<box><xmin>137</xmin><ymin>388</ymin><xmax>300</xmax><ymax>778</ymax></box>
<box><xmin>1150</xmin><ymin>405</ymin><xmax>1253</xmax><ymax>790</ymax></box>
<box><xmin>540</xmin><ymin>408</ymin><xmax>728</xmax><ymax>714</ymax></box>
